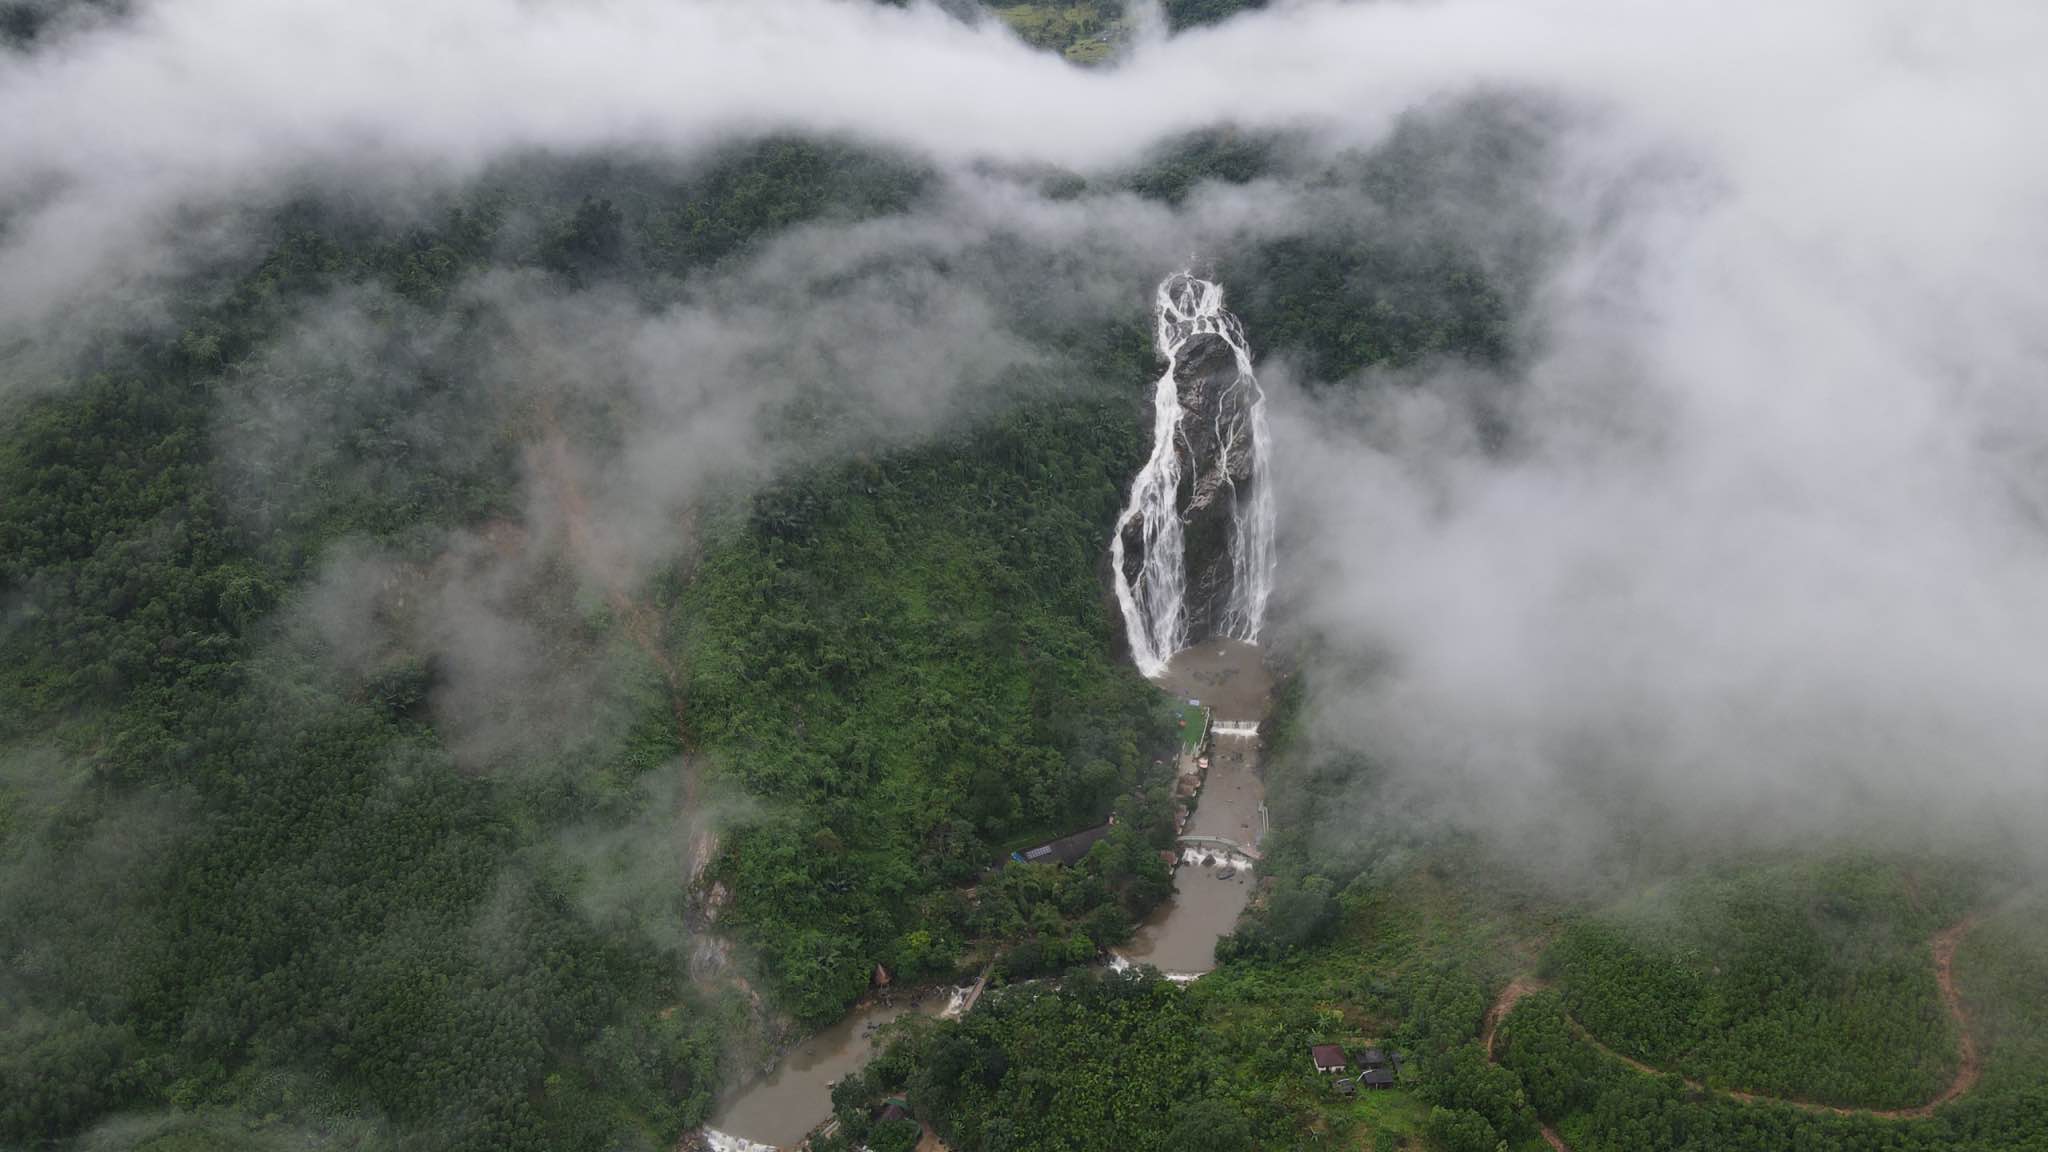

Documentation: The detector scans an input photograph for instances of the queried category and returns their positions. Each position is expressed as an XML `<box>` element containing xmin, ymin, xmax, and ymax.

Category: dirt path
<box><xmin>1907</xmin><ymin>913</ymin><xmax>1981</xmax><ymax>1115</ymax></box>
<box><xmin>1483</xmin><ymin>975</ymin><xmax>1551</xmax><ymax>1059</ymax></box>
<box><xmin>1480</xmin><ymin>976</ymin><xmax>1573</xmax><ymax>1151</ymax></box>
<box><xmin>1482</xmin><ymin>913</ymin><xmax>1983</xmax><ymax>1148</ymax></box>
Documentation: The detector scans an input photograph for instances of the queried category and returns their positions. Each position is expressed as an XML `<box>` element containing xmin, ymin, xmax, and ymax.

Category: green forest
<box><xmin>0</xmin><ymin>106</ymin><xmax>1532</xmax><ymax>1148</ymax></box>
<box><xmin>8</xmin><ymin>7</ymin><xmax>2048</xmax><ymax>1152</ymax></box>
<box><xmin>0</xmin><ymin>138</ymin><xmax>951</xmax><ymax>1150</ymax></box>
<box><xmin>831</xmin><ymin>565</ymin><xmax>2048</xmax><ymax>1152</ymax></box>
<box><xmin>682</xmin><ymin>402</ymin><xmax>1183</xmax><ymax>1021</ymax></box>
<box><xmin>979</xmin><ymin>0</ymin><xmax>1270</xmax><ymax>64</ymax></box>
<box><xmin>1550</xmin><ymin>859</ymin><xmax>1969</xmax><ymax>1110</ymax></box>
<box><xmin>1497</xmin><ymin>892</ymin><xmax>2048</xmax><ymax>1152</ymax></box>
<box><xmin>838</xmin><ymin>727</ymin><xmax>2048</xmax><ymax>1152</ymax></box>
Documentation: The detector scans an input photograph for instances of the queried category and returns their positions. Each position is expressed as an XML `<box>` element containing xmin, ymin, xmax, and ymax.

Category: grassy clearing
<box><xmin>1173</xmin><ymin>700</ymin><xmax>1208</xmax><ymax>754</ymax></box>
<box><xmin>1307</xmin><ymin>1087</ymin><xmax>1432</xmax><ymax>1149</ymax></box>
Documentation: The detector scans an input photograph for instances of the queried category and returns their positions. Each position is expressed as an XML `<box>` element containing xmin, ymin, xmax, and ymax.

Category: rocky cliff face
<box><xmin>1111</xmin><ymin>273</ymin><xmax>1274</xmax><ymax>676</ymax></box>
<box><xmin>1116</xmin><ymin>328</ymin><xmax>1259</xmax><ymax>646</ymax></box>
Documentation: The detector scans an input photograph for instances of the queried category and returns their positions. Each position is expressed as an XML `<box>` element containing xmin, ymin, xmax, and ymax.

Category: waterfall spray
<box><xmin>1110</xmin><ymin>273</ymin><xmax>1276</xmax><ymax>678</ymax></box>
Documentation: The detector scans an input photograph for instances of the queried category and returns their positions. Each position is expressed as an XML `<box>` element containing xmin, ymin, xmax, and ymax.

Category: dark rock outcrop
<box><xmin>1116</xmin><ymin>330</ymin><xmax>1258</xmax><ymax>646</ymax></box>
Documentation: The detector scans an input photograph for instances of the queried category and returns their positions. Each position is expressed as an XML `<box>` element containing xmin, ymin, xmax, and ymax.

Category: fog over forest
<box><xmin>13</xmin><ymin>0</ymin><xmax>2041</xmax><ymax>867</ymax></box>
<box><xmin>4</xmin><ymin>1</ymin><xmax>2048</xmax><ymax>1149</ymax></box>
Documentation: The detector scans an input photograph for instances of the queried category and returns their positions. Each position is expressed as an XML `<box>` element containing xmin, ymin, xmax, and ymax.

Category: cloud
<box><xmin>7</xmin><ymin>0</ymin><xmax>2038</xmax><ymax>338</ymax></box>
<box><xmin>1269</xmin><ymin>7</ymin><xmax>2048</xmax><ymax>872</ymax></box>
<box><xmin>5</xmin><ymin>0</ymin><xmax>2047</xmax><ymax>879</ymax></box>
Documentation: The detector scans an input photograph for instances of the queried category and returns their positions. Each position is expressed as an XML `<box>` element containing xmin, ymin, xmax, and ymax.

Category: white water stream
<box><xmin>1110</xmin><ymin>273</ymin><xmax>1275</xmax><ymax>677</ymax></box>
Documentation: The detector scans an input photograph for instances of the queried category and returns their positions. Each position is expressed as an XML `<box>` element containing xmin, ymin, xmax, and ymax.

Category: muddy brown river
<box><xmin>1119</xmin><ymin>640</ymin><xmax>1272</xmax><ymax>976</ymax></box>
<box><xmin>706</xmin><ymin>997</ymin><xmax>942</xmax><ymax>1150</ymax></box>
<box><xmin>1119</xmin><ymin>855</ymin><xmax>1255</xmax><ymax>974</ymax></box>
<box><xmin>1155</xmin><ymin>639</ymin><xmax>1274</xmax><ymax>723</ymax></box>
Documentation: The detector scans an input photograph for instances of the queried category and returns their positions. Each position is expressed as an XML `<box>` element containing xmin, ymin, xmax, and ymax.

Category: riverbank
<box><xmin>1116</xmin><ymin>639</ymin><xmax>1274</xmax><ymax>977</ymax></box>
<box><xmin>703</xmin><ymin>978</ymin><xmax>981</xmax><ymax>1150</ymax></box>
<box><xmin>702</xmin><ymin>641</ymin><xmax>1275</xmax><ymax>1145</ymax></box>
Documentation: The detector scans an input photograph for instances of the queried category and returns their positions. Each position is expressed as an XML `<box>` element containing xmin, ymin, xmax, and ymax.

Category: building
<box><xmin>1360</xmin><ymin>1067</ymin><xmax>1397</xmax><ymax>1090</ymax></box>
<box><xmin>1358</xmin><ymin>1047</ymin><xmax>1389</xmax><ymax>1069</ymax></box>
<box><xmin>1310</xmin><ymin>1044</ymin><xmax>1348</xmax><ymax>1074</ymax></box>
<box><xmin>1010</xmin><ymin>821</ymin><xmax>1113</xmax><ymax>867</ymax></box>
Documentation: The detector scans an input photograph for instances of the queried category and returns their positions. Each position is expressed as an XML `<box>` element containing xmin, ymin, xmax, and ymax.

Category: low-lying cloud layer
<box><xmin>7</xmin><ymin>0</ymin><xmax>2048</xmax><ymax>875</ymax></box>
<box><xmin>1270</xmin><ymin>4</ymin><xmax>2048</xmax><ymax>871</ymax></box>
<box><xmin>7</xmin><ymin>0</ymin><xmax>2040</xmax><ymax>341</ymax></box>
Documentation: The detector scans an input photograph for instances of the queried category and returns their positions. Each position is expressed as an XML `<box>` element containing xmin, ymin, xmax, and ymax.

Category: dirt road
<box><xmin>1489</xmin><ymin>915</ymin><xmax>1983</xmax><ymax>1122</ymax></box>
<box><xmin>1480</xmin><ymin>912</ymin><xmax>1984</xmax><ymax>1150</ymax></box>
<box><xmin>1483</xmin><ymin>975</ymin><xmax>1550</xmax><ymax>1059</ymax></box>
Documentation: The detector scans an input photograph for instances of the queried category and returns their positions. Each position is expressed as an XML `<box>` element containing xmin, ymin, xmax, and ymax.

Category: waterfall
<box><xmin>1110</xmin><ymin>273</ymin><xmax>1276</xmax><ymax>678</ymax></box>
<box><xmin>1109</xmin><ymin>282</ymin><xmax>1190</xmax><ymax>677</ymax></box>
<box><xmin>1215</xmin><ymin>299</ymin><xmax>1276</xmax><ymax>643</ymax></box>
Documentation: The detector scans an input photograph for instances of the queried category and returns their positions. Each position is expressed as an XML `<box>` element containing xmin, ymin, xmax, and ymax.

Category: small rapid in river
<box><xmin>1110</xmin><ymin>273</ymin><xmax>1275</xmax><ymax>677</ymax></box>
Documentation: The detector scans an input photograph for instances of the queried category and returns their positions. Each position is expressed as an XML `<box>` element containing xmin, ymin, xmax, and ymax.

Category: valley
<box><xmin>5</xmin><ymin>4</ymin><xmax>2048</xmax><ymax>1152</ymax></box>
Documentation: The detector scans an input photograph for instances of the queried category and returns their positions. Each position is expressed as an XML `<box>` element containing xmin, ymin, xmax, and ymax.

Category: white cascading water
<box><xmin>1110</xmin><ymin>273</ymin><xmax>1276</xmax><ymax>678</ymax></box>
<box><xmin>1109</xmin><ymin>279</ymin><xmax>1191</xmax><ymax>677</ymax></box>
<box><xmin>1217</xmin><ymin>300</ymin><xmax>1276</xmax><ymax>643</ymax></box>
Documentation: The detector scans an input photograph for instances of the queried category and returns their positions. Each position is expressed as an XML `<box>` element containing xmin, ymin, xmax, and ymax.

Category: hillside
<box><xmin>6</xmin><ymin>4</ymin><xmax>2048</xmax><ymax>1152</ymax></box>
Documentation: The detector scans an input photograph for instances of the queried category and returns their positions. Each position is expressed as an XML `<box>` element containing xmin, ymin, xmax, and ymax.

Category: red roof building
<box><xmin>1310</xmin><ymin>1044</ymin><xmax>1348</xmax><ymax>1074</ymax></box>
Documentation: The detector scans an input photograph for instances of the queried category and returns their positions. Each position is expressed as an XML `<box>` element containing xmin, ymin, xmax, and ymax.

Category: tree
<box><xmin>1164</xmin><ymin>1099</ymin><xmax>1253</xmax><ymax>1152</ymax></box>
<box><xmin>870</xmin><ymin>1117</ymin><xmax>922</xmax><ymax>1152</ymax></box>
<box><xmin>1425</xmin><ymin>1106</ymin><xmax>1504</xmax><ymax>1152</ymax></box>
